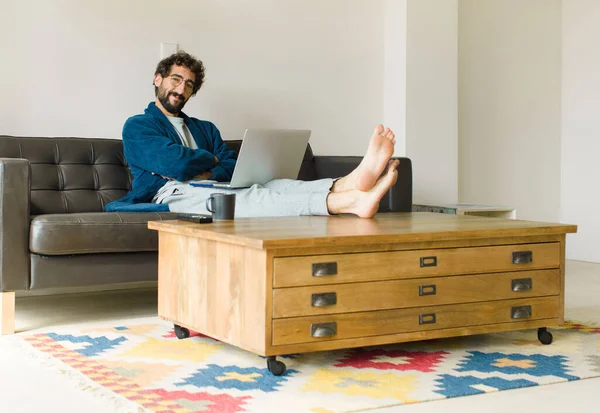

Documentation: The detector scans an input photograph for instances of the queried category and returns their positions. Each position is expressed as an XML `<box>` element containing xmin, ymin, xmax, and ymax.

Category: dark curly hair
<box><xmin>154</xmin><ymin>51</ymin><xmax>205</xmax><ymax>96</ymax></box>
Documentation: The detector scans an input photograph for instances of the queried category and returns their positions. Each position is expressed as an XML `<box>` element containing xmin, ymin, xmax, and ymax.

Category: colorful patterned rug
<box><xmin>14</xmin><ymin>319</ymin><xmax>600</xmax><ymax>413</ymax></box>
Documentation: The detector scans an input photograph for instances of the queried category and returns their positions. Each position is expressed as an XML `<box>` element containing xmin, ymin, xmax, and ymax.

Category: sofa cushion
<box><xmin>30</xmin><ymin>212</ymin><xmax>177</xmax><ymax>255</ymax></box>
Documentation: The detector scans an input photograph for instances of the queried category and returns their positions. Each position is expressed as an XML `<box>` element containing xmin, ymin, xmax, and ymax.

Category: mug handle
<box><xmin>206</xmin><ymin>196</ymin><xmax>215</xmax><ymax>213</ymax></box>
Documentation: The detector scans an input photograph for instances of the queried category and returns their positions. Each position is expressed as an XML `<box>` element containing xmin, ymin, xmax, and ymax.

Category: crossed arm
<box><xmin>122</xmin><ymin>117</ymin><xmax>237</xmax><ymax>182</ymax></box>
<box><xmin>157</xmin><ymin>157</ymin><xmax>218</xmax><ymax>181</ymax></box>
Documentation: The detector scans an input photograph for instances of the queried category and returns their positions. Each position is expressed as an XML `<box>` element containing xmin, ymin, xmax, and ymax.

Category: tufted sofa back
<box><xmin>0</xmin><ymin>136</ymin><xmax>131</xmax><ymax>215</ymax></box>
<box><xmin>0</xmin><ymin>136</ymin><xmax>319</xmax><ymax>216</ymax></box>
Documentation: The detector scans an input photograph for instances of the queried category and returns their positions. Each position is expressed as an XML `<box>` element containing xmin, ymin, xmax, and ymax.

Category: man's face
<box><xmin>154</xmin><ymin>65</ymin><xmax>196</xmax><ymax>115</ymax></box>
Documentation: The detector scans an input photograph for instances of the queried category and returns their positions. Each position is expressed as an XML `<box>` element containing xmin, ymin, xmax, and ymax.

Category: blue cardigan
<box><xmin>105</xmin><ymin>102</ymin><xmax>237</xmax><ymax>212</ymax></box>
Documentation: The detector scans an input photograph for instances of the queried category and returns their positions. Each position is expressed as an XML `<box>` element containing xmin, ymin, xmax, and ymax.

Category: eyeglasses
<box><xmin>168</xmin><ymin>74</ymin><xmax>195</xmax><ymax>93</ymax></box>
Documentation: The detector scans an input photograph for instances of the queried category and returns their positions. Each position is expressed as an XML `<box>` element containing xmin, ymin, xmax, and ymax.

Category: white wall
<box><xmin>406</xmin><ymin>0</ymin><xmax>458</xmax><ymax>204</ymax></box>
<box><xmin>0</xmin><ymin>0</ymin><xmax>386</xmax><ymax>156</ymax></box>
<box><xmin>384</xmin><ymin>0</ymin><xmax>407</xmax><ymax>156</ymax></box>
<box><xmin>562</xmin><ymin>0</ymin><xmax>600</xmax><ymax>261</ymax></box>
<box><xmin>458</xmin><ymin>0</ymin><xmax>562</xmax><ymax>223</ymax></box>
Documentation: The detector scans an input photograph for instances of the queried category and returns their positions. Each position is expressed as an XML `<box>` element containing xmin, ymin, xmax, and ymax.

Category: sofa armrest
<box><xmin>313</xmin><ymin>156</ymin><xmax>413</xmax><ymax>213</ymax></box>
<box><xmin>0</xmin><ymin>158</ymin><xmax>30</xmax><ymax>291</ymax></box>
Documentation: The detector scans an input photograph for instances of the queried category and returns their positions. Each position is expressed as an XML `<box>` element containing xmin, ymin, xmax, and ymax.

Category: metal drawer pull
<box><xmin>512</xmin><ymin>278</ymin><xmax>533</xmax><ymax>292</ymax></box>
<box><xmin>419</xmin><ymin>313</ymin><xmax>437</xmax><ymax>325</ymax></box>
<box><xmin>312</xmin><ymin>262</ymin><xmax>338</xmax><ymax>277</ymax></box>
<box><xmin>419</xmin><ymin>284</ymin><xmax>437</xmax><ymax>296</ymax></box>
<box><xmin>512</xmin><ymin>251</ymin><xmax>533</xmax><ymax>264</ymax></box>
<box><xmin>310</xmin><ymin>322</ymin><xmax>337</xmax><ymax>338</ymax></box>
<box><xmin>311</xmin><ymin>292</ymin><xmax>337</xmax><ymax>307</ymax></box>
<box><xmin>420</xmin><ymin>256</ymin><xmax>438</xmax><ymax>267</ymax></box>
<box><xmin>511</xmin><ymin>305</ymin><xmax>532</xmax><ymax>319</ymax></box>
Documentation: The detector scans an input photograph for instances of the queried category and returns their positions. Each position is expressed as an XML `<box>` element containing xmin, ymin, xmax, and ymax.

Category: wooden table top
<box><xmin>148</xmin><ymin>212</ymin><xmax>577</xmax><ymax>250</ymax></box>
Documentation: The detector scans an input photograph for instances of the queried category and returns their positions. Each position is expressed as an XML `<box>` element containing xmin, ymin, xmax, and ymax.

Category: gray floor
<box><xmin>1</xmin><ymin>260</ymin><xmax>599</xmax><ymax>413</ymax></box>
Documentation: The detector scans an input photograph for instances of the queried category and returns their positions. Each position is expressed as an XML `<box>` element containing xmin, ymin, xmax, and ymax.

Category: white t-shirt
<box><xmin>167</xmin><ymin>116</ymin><xmax>198</xmax><ymax>149</ymax></box>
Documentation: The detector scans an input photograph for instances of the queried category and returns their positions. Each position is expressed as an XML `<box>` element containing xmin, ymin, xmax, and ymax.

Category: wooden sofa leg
<box><xmin>0</xmin><ymin>292</ymin><xmax>15</xmax><ymax>335</ymax></box>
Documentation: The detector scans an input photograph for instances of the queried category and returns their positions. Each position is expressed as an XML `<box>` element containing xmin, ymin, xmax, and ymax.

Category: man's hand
<box><xmin>151</xmin><ymin>171</ymin><xmax>213</xmax><ymax>181</ymax></box>
<box><xmin>151</xmin><ymin>172</ymin><xmax>175</xmax><ymax>181</ymax></box>
<box><xmin>192</xmin><ymin>171</ymin><xmax>214</xmax><ymax>180</ymax></box>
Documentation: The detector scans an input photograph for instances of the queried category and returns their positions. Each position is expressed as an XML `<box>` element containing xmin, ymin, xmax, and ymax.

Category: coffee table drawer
<box><xmin>272</xmin><ymin>296</ymin><xmax>559</xmax><ymax>346</ymax></box>
<box><xmin>273</xmin><ymin>243</ymin><xmax>560</xmax><ymax>287</ymax></box>
<box><xmin>272</xmin><ymin>269</ymin><xmax>560</xmax><ymax>318</ymax></box>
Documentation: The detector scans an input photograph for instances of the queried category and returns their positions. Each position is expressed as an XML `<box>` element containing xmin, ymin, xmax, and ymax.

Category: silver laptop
<box><xmin>190</xmin><ymin>128</ymin><xmax>311</xmax><ymax>189</ymax></box>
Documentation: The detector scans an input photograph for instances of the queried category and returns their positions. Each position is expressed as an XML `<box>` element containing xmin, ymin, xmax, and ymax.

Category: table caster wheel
<box><xmin>537</xmin><ymin>327</ymin><xmax>553</xmax><ymax>345</ymax></box>
<box><xmin>266</xmin><ymin>356</ymin><xmax>286</xmax><ymax>376</ymax></box>
<box><xmin>174</xmin><ymin>324</ymin><xmax>190</xmax><ymax>339</ymax></box>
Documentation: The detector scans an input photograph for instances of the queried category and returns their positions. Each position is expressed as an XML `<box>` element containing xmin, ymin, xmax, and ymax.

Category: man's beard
<box><xmin>158</xmin><ymin>90</ymin><xmax>187</xmax><ymax>115</ymax></box>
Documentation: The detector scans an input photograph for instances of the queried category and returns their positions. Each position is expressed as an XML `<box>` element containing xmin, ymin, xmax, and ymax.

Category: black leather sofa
<box><xmin>0</xmin><ymin>135</ymin><xmax>412</xmax><ymax>333</ymax></box>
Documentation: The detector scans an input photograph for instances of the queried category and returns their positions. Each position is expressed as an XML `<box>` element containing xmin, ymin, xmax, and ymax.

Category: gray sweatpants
<box><xmin>153</xmin><ymin>178</ymin><xmax>335</xmax><ymax>217</ymax></box>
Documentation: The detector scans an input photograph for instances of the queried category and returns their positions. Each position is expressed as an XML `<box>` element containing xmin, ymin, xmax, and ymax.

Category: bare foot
<box><xmin>327</xmin><ymin>160</ymin><xmax>399</xmax><ymax>218</ymax></box>
<box><xmin>355</xmin><ymin>124</ymin><xmax>396</xmax><ymax>191</ymax></box>
<box><xmin>332</xmin><ymin>125</ymin><xmax>396</xmax><ymax>193</ymax></box>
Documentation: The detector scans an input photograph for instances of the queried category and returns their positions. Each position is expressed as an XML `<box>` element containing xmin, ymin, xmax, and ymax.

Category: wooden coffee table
<box><xmin>148</xmin><ymin>213</ymin><xmax>576</xmax><ymax>375</ymax></box>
